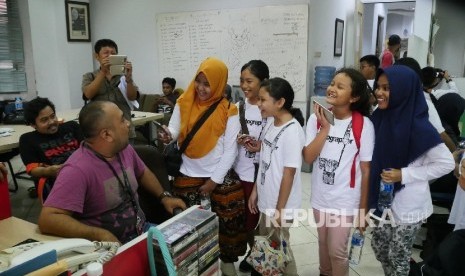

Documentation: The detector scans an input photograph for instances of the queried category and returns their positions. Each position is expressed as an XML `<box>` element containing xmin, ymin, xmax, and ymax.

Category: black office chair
<box><xmin>133</xmin><ymin>144</ymin><xmax>172</xmax><ymax>224</ymax></box>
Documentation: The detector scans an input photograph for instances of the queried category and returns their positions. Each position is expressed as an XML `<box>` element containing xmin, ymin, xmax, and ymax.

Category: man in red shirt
<box><xmin>380</xmin><ymin>34</ymin><xmax>401</xmax><ymax>69</ymax></box>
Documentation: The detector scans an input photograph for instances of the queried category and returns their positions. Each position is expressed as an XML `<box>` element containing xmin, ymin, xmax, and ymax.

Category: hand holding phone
<box><xmin>153</xmin><ymin>121</ymin><xmax>172</xmax><ymax>144</ymax></box>
<box><xmin>237</xmin><ymin>134</ymin><xmax>255</xmax><ymax>146</ymax></box>
<box><xmin>313</xmin><ymin>100</ymin><xmax>335</xmax><ymax>125</ymax></box>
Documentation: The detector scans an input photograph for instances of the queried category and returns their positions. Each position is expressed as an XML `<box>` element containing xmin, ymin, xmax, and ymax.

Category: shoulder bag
<box><xmin>164</xmin><ymin>98</ymin><xmax>222</xmax><ymax>176</ymax></box>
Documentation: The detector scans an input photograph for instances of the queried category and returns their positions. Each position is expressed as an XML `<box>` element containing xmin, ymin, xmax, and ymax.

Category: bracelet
<box><xmin>446</xmin><ymin>78</ymin><xmax>452</xmax><ymax>83</ymax></box>
<box><xmin>126</xmin><ymin>79</ymin><xmax>133</xmax><ymax>84</ymax></box>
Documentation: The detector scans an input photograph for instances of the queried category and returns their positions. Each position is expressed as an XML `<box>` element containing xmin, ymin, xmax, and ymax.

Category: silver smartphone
<box><xmin>109</xmin><ymin>55</ymin><xmax>127</xmax><ymax>65</ymax></box>
<box><xmin>110</xmin><ymin>65</ymin><xmax>125</xmax><ymax>76</ymax></box>
<box><xmin>313</xmin><ymin>99</ymin><xmax>335</xmax><ymax>125</ymax></box>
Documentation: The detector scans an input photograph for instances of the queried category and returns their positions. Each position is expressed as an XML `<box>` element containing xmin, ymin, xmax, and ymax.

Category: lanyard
<box><xmin>84</xmin><ymin>143</ymin><xmax>139</xmax><ymax>214</ymax></box>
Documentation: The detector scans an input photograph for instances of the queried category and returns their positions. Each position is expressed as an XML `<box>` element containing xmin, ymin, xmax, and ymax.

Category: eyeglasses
<box><xmin>360</xmin><ymin>65</ymin><xmax>372</xmax><ymax>70</ymax></box>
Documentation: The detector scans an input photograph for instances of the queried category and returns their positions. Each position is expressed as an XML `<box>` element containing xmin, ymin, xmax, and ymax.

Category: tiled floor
<box><xmin>6</xmin><ymin>155</ymin><xmax>426</xmax><ymax>275</ymax></box>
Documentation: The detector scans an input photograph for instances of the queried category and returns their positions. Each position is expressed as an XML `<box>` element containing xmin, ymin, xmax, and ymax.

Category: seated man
<box><xmin>155</xmin><ymin>77</ymin><xmax>178</xmax><ymax>113</ymax></box>
<box><xmin>19</xmin><ymin>97</ymin><xmax>83</xmax><ymax>202</ymax></box>
<box><xmin>38</xmin><ymin>101</ymin><xmax>186</xmax><ymax>243</ymax></box>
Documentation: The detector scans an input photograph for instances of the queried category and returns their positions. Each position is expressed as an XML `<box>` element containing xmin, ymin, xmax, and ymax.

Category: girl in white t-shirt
<box><xmin>233</xmin><ymin>60</ymin><xmax>269</xmax><ymax>273</ymax></box>
<box><xmin>303</xmin><ymin>68</ymin><xmax>374</xmax><ymax>276</ymax></box>
<box><xmin>248</xmin><ymin>77</ymin><xmax>305</xmax><ymax>276</ymax></box>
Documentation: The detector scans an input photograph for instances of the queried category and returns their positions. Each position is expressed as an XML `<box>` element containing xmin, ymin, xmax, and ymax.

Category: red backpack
<box><xmin>317</xmin><ymin>111</ymin><xmax>363</xmax><ymax>188</ymax></box>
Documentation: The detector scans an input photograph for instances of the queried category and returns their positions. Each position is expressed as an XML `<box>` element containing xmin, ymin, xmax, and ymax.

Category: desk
<box><xmin>0</xmin><ymin>217</ymin><xmax>59</xmax><ymax>250</ymax></box>
<box><xmin>0</xmin><ymin>109</ymin><xmax>163</xmax><ymax>152</ymax></box>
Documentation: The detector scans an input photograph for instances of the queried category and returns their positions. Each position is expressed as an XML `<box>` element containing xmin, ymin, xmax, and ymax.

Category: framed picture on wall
<box><xmin>334</xmin><ymin>18</ymin><xmax>344</xmax><ymax>56</ymax></box>
<box><xmin>65</xmin><ymin>1</ymin><xmax>91</xmax><ymax>42</ymax></box>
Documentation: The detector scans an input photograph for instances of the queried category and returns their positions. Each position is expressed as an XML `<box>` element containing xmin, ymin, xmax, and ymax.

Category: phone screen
<box><xmin>313</xmin><ymin>100</ymin><xmax>335</xmax><ymax>125</ymax></box>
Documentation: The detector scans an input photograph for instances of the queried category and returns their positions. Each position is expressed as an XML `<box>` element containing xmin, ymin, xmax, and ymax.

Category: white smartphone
<box><xmin>313</xmin><ymin>99</ymin><xmax>335</xmax><ymax>125</ymax></box>
<box><xmin>110</xmin><ymin>65</ymin><xmax>125</xmax><ymax>76</ymax></box>
<box><xmin>109</xmin><ymin>55</ymin><xmax>127</xmax><ymax>65</ymax></box>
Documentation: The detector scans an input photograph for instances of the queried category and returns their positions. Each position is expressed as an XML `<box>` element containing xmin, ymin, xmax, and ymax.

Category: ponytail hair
<box><xmin>290</xmin><ymin>107</ymin><xmax>304</xmax><ymax>126</ymax></box>
<box><xmin>260</xmin><ymin>77</ymin><xmax>304</xmax><ymax>126</ymax></box>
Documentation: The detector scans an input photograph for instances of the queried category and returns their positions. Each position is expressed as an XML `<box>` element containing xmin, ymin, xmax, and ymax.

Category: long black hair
<box><xmin>260</xmin><ymin>77</ymin><xmax>304</xmax><ymax>126</ymax></box>
<box><xmin>335</xmin><ymin>68</ymin><xmax>371</xmax><ymax>117</ymax></box>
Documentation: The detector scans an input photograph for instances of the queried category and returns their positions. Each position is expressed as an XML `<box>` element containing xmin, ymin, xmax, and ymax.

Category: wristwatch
<box><xmin>158</xmin><ymin>191</ymin><xmax>173</xmax><ymax>201</ymax></box>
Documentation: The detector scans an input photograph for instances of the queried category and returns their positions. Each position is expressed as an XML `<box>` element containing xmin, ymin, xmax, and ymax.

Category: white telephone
<box><xmin>0</xmin><ymin>238</ymin><xmax>119</xmax><ymax>275</ymax></box>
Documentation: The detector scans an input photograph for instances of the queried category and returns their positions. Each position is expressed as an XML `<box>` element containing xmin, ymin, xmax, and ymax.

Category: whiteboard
<box><xmin>156</xmin><ymin>5</ymin><xmax>308</xmax><ymax>102</ymax></box>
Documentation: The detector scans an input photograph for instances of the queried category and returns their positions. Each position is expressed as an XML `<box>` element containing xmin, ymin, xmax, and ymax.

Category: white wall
<box><xmin>361</xmin><ymin>3</ymin><xmax>388</xmax><ymax>56</ymax></box>
<box><xmin>90</xmin><ymin>0</ymin><xmax>355</xmax><ymax>119</ymax></box>
<box><xmin>13</xmin><ymin>0</ymin><xmax>92</xmax><ymax>110</ymax></box>
<box><xmin>433</xmin><ymin>1</ymin><xmax>465</xmax><ymax>77</ymax></box>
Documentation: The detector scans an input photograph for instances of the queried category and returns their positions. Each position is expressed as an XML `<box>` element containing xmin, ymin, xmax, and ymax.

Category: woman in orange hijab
<box><xmin>159</xmin><ymin>57</ymin><xmax>246</xmax><ymax>276</ymax></box>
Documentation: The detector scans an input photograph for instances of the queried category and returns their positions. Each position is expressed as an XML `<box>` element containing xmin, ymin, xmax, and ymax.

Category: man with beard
<box><xmin>38</xmin><ymin>101</ymin><xmax>185</xmax><ymax>243</ymax></box>
<box><xmin>20</xmin><ymin>97</ymin><xmax>83</xmax><ymax>202</ymax></box>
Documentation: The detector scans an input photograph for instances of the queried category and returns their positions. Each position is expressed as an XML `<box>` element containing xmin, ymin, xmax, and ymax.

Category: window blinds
<box><xmin>0</xmin><ymin>0</ymin><xmax>27</xmax><ymax>93</ymax></box>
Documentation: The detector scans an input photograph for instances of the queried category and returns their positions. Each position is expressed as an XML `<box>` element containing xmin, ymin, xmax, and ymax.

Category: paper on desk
<box><xmin>0</xmin><ymin>128</ymin><xmax>14</xmax><ymax>137</ymax></box>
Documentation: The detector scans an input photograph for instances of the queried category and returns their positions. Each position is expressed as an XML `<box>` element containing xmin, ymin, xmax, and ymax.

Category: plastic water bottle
<box><xmin>14</xmin><ymin>97</ymin><xmax>23</xmax><ymax>111</ymax></box>
<box><xmin>378</xmin><ymin>168</ymin><xmax>394</xmax><ymax>212</ymax></box>
<box><xmin>378</xmin><ymin>179</ymin><xmax>394</xmax><ymax>212</ymax></box>
<box><xmin>348</xmin><ymin>229</ymin><xmax>364</xmax><ymax>265</ymax></box>
<box><xmin>200</xmin><ymin>194</ymin><xmax>211</xmax><ymax>211</ymax></box>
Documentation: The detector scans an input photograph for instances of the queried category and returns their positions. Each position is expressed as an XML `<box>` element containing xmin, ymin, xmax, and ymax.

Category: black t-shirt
<box><xmin>19</xmin><ymin>121</ymin><xmax>84</xmax><ymax>167</ymax></box>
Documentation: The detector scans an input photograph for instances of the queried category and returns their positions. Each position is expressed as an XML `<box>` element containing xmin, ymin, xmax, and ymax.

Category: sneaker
<box><xmin>220</xmin><ymin>261</ymin><xmax>237</xmax><ymax>276</ymax></box>
<box><xmin>239</xmin><ymin>258</ymin><xmax>253</xmax><ymax>272</ymax></box>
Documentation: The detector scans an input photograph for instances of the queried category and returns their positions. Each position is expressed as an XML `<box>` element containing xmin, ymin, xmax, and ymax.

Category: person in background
<box><xmin>158</xmin><ymin>57</ymin><xmax>243</xmax><ymax>276</ymax></box>
<box><xmin>248</xmin><ymin>77</ymin><xmax>305</xmax><ymax>276</ymax></box>
<box><xmin>380</xmin><ymin>34</ymin><xmax>401</xmax><ymax>69</ymax></box>
<box><xmin>39</xmin><ymin>101</ymin><xmax>185</xmax><ymax>244</ymax></box>
<box><xmin>19</xmin><ymin>97</ymin><xmax>83</xmax><ymax>202</ymax></box>
<box><xmin>359</xmin><ymin>55</ymin><xmax>380</xmax><ymax>91</ymax></box>
<box><xmin>449</xmin><ymin>154</ymin><xmax>465</xmax><ymax>231</ymax></box>
<box><xmin>395</xmin><ymin>58</ymin><xmax>458</xmax><ymax>153</ymax></box>
<box><xmin>303</xmin><ymin>68</ymin><xmax>374</xmax><ymax>276</ymax></box>
<box><xmin>422</xmin><ymin>67</ymin><xmax>465</xmax><ymax>145</ymax></box>
<box><xmin>369</xmin><ymin>65</ymin><xmax>455</xmax><ymax>276</ymax></box>
<box><xmin>360</xmin><ymin>55</ymin><xmax>380</xmax><ymax>108</ymax></box>
<box><xmin>224</xmin><ymin>84</ymin><xmax>233</xmax><ymax>102</ymax></box>
<box><xmin>155</xmin><ymin>77</ymin><xmax>178</xmax><ymax>112</ymax></box>
<box><xmin>82</xmin><ymin>38</ymin><xmax>139</xmax><ymax>139</ymax></box>
<box><xmin>234</xmin><ymin>59</ymin><xmax>269</xmax><ymax>273</ymax></box>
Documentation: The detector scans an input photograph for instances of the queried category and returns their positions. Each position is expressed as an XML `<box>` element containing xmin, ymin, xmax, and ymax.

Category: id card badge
<box><xmin>135</xmin><ymin>207</ymin><xmax>146</xmax><ymax>235</ymax></box>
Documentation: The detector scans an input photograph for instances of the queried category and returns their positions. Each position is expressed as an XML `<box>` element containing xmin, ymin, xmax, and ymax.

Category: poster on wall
<box><xmin>65</xmin><ymin>1</ymin><xmax>91</xmax><ymax>42</ymax></box>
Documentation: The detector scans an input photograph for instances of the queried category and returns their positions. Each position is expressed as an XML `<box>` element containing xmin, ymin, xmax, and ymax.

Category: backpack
<box><xmin>317</xmin><ymin>111</ymin><xmax>363</xmax><ymax>188</ymax></box>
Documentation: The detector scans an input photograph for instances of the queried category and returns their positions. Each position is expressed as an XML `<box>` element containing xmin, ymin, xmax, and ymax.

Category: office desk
<box><xmin>0</xmin><ymin>109</ymin><xmax>163</xmax><ymax>152</ymax></box>
<box><xmin>0</xmin><ymin>217</ymin><xmax>59</xmax><ymax>250</ymax></box>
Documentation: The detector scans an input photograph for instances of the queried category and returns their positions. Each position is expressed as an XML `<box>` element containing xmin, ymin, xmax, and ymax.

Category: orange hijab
<box><xmin>177</xmin><ymin>57</ymin><xmax>238</xmax><ymax>158</ymax></box>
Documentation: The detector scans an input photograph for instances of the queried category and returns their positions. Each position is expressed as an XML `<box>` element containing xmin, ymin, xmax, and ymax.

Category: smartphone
<box><xmin>110</xmin><ymin>65</ymin><xmax>125</xmax><ymax>76</ymax></box>
<box><xmin>152</xmin><ymin>120</ymin><xmax>169</xmax><ymax>134</ymax></box>
<box><xmin>313</xmin><ymin>99</ymin><xmax>335</xmax><ymax>125</ymax></box>
<box><xmin>109</xmin><ymin>55</ymin><xmax>127</xmax><ymax>65</ymax></box>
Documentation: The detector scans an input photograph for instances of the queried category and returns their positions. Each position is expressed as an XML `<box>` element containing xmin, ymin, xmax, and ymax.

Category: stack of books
<box><xmin>153</xmin><ymin>207</ymin><xmax>219</xmax><ymax>276</ymax></box>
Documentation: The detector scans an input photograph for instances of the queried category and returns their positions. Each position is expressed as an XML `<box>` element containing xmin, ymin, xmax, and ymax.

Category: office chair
<box><xmin>133</xmin><ymin>144</ymin><xmax>172</xmax><ymax>224</ymax></box>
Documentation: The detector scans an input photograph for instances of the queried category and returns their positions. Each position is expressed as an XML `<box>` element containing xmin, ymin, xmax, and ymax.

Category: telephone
<box><xmin>0</xmin><ymin>238</ymin><xmax>119</xmax><ymax>275</ymax></box>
